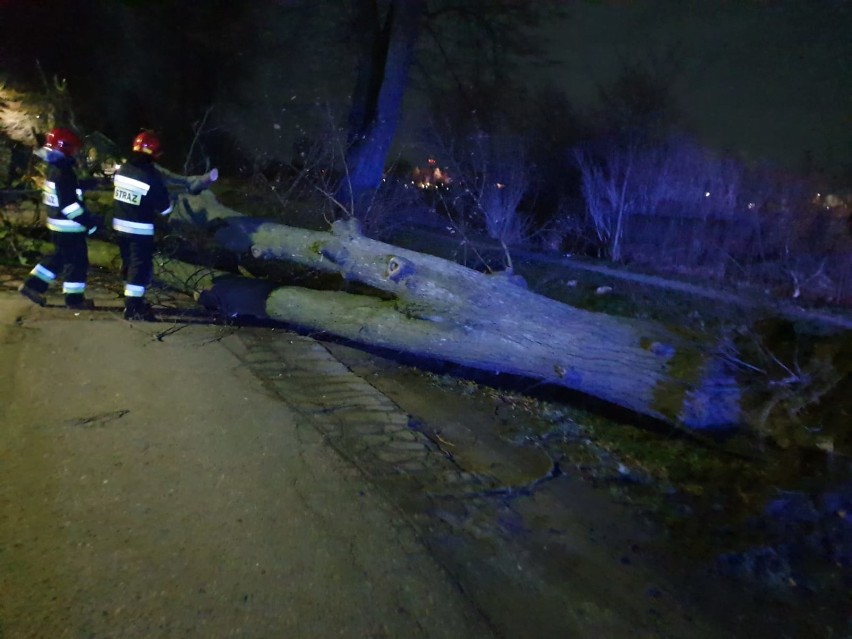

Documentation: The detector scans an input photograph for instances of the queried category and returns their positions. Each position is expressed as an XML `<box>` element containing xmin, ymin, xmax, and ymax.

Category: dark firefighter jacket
<box><xmin>112</xmin><ymin>155</ymin><xmax>172</xmax><ymax>236</ymax></box>
<box><xmin>42</xmin><ymin>155</ymin><xmax>97</xmax><ymax>233</ymax></box>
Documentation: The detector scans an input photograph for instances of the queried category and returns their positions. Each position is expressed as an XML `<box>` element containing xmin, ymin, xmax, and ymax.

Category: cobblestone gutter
<box><xmin>226</xmin><ymin>329</ymin><xmax>495</xmax><ymax>502</ymax></box>
<box><xmin>222</xmin><ymin>327</ymin><xmax>733</xmax><ymax>639</ymax></box>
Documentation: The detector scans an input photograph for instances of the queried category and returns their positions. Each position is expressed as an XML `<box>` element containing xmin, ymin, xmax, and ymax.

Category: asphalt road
<box><xmin>0</xmin><ymin>294</ymin><xmax>494</xmax><ymax>638</ymax></box>
<box><xmin>0</xmin><ymin>276</ymin><xmax>789</xmax><ymax>639</ymax></box>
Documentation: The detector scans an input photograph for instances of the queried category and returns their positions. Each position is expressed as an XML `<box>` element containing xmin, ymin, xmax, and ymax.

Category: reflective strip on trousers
<box><xmin>124</xmin><ymin>284</ymin><xmax>146</xmax><ymax>297</ymax></box>
<box><xmin>46</xmin><ymin>217</ymin><xmax>87</xmax><ymax>233</ymax></box>
<box><xmin>112</xmin><ymin>218</ymin><xmax>154</xmax><ymax>236</ymax></box>
<box><xmin>62</xmin><ymin>281</ymin><xmax>86</xmax><ymax>294</ymax></box>
<box><xmin>30</xmin><ymin>264</ymin><xmax>56</xmax><ymax>283</ymax></box>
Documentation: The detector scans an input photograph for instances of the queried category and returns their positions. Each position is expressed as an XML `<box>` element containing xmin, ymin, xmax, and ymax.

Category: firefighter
<box><xmin>112</xmin><ymin>131</ymin><xmax>173</xmax><ymax>321</ymax></box>
<box><xmin>18</xmin><ymin>127</ymin><xmax>101</xmax><ymax>309</ymax></box>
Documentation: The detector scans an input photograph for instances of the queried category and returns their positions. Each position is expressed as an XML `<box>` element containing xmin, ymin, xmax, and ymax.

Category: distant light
<box><xmin>704</xmin><ymin>192</ymin><xmax>710</xmax><ymax>197</ymax></box>
<box><xmin>496</xmin><ymin>183</ymin><xmax>505</xmax><ymax>189</ymax></box>
<box><xmin>748</xmin><ymin>202</ymin><xmax>756</xmax><ymax>209</ymax></box>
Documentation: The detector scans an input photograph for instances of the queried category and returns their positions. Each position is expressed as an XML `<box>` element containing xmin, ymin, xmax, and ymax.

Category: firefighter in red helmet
<box><xmin>112</xmin><ymin>131</ymin><xmax>172</xmax><ymax>320</ymax></box>
<box><xmin>18</xmin><ymin>127</ymin><xmax>102</xmax><ymax>309</ymax></box>
<box><xmin>132</xmin><ymin>130</ymin><xmax>162</xmax><ymax>156</ymax></box>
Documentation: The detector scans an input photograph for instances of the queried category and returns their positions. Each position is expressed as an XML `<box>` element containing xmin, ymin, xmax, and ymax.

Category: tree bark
<box><xmin>337</xmin><ymin>0</ymin><xmax>425</xmax><ymax>211</ymax></box>
<box><xmin>187</xmin><ymin>210</ymin><xmax>741</xmax><ymax>429</ymax></box>
<box><xmin>9</xmin><ymin>189</ymin><xmax>739</xmax><ymax>430</ymax></box>
<box><xmin>9</xmin><ymin>187</ymin><xmax>841</xmax><ymax>440</ymax></box>
<box><xmin>155</xmin><ymin>164</ymin><xmax>217</xmax><ymax>195</ymax></box>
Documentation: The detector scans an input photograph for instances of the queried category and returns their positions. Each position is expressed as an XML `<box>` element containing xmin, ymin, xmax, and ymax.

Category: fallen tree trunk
<box><xmin>263</xmin><ymin>285</ymin><xmax>740</xmax><ymax>429</ymax></box>
<box><xmin>167</xmin><ymin>201</ymin><xmax>743</xmax><ymax>429</ymax></box>
<box><xmin>6</xmin><ymin>188</ymin><xmax>841</xmax><ymax>443</ymax></box>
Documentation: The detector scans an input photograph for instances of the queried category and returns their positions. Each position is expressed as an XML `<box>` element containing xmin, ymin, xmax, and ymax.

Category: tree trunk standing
<box><xmin>337</xmin><ymin>0</ymin><xmax>425</xmax><ymax>212</ymax></box>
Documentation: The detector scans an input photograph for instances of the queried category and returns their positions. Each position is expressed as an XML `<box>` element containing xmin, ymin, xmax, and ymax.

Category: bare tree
<box><xmin>573</xmin><ymin>140</ymin><xmax>636</xmax><ymax>262</ymax></box>
<box><xmin>338</xmin><ymin>0</ymin><xmax>564</xmax><ymax>217</ymax></box>
<box><xmin>452</xmin><ymin>132</ymin><xmax>532</xmax><ymax>247</ymax></box>
<box><xmin>573</xmin><ymin>133</ymin><xmax>749</xmax><ymax>263</ymax></box>
<box><xmin>338</xmin><ymin>0</ymin><xmax>426</xmax><ymax>214</ymax></box>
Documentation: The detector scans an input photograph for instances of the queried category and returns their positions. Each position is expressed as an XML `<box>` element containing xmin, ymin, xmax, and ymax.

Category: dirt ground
<box><xmin>0</xmin><ymin>267</ymin><xmax>834</xmax><ymax>638</ymax></box>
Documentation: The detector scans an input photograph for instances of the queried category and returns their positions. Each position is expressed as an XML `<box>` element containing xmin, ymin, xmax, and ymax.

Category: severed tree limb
<box><xmin>12</xmin><ymin>198</ymin><xmax>744</xmax><ymax>430</ymax></box>
<box><xmin>73</xmin><ymin>191</ymin><xmax>849</xmax><ymax>444</ymax></box>
<box><xmin>155</xmin><ymin>164</ymin><xmax>218</xmax><ymax>195</ymax></box>
<box><xmin>197</xmin><ymin>216</ymin><xmax>742</xmax><ymax>429</ymax></box>
<box><xmin>264</xmin><ymin>286</ymin><xmax>741</xmax><ymax>429</ymax></box>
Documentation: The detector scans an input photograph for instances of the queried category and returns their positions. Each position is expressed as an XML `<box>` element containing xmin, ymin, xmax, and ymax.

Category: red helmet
<box><xmin>132</xmin><ymin>131</ymin><xmax>162</xmax><ymax>157</ymax></box>
<box><xmin>44</xmin><ymin>128</ymin><xmax>83</xmax><ymax>157</ymax></box>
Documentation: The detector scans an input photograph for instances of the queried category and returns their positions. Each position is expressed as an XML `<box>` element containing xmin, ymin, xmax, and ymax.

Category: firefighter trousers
<box><xmin>23</xmin><ymin>231</ymin><xmax>89</xmax><ymax>302</ymax></box>
<box><xmin>117</xmin><ymin>233</ymin><xmax>154</xmax><ymax>305</ymax></box>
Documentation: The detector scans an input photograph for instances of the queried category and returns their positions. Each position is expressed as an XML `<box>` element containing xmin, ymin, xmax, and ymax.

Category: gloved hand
<box><xmin>87</xmin><ymin>215</ymin><xmax>104</xmax><ymax>236</ymax></box>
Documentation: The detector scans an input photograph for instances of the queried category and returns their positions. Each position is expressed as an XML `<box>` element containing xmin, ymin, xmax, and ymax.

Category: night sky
<box><xmin>546</xmin><ymin>1</ymin><xmax>852</xmax><ymax>173</ymax></box>
<box><xmin>1</xmin><ymin>0</ymin><xmax>850</xmax><ymax>178</ymax></box>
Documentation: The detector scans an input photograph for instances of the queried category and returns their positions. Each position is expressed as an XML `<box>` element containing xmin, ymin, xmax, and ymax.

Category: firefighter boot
<box><xmin>18</xmin><ymin>282</ymin><xmax>47</xmax><ymax>307</ymax></box>
<box><xmin>65</xmin><ymin>293</ymin><xmax>96</xmax><ymax>310</ymax></box>
<box><xmin>124</xmin><ymin>297</ymin><xmax>155</xmax><ymax>321</ymax></box>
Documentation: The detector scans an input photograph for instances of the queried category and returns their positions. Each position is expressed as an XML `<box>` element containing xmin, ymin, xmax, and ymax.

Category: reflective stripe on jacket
<box><xmin>42</xmin><ymin>158</ymin><xmax>92</xmax><ymax>233</ymax></box>
<box><xmin>112</xmin><ymin>156</ymin><xmax>171</xmax><ymax>227</ymax></box>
